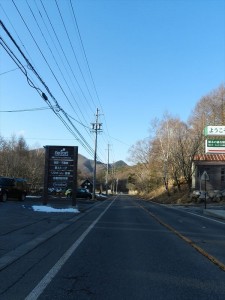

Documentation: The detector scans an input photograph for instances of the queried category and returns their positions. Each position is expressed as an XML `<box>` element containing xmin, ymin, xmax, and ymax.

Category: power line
<box><xmin>0</xmin><ymin>107</ymin><xmax>51</xmax><ymax>112</ymax></box>
<box><xmin>0</xmin><ymin>1</ymin><xmax>37</xmax><ymax>68</ymax></box>
<box><xmin>0</xmin><ymin>67</ymin><xmax>20</xmax><ymax>75</ymax></box>
<box><xmin>25</xmin><ymin>0</ymin><xmax>91</xmax><ymax>129</ymax></box>
<box><xmin>0</xmin><ymin>20</ymin><xmax>96</xmax><ymax>158</ymax></box>
<box><xmin>1</xmin><ymin>2</ymin><xmax>117</xmax><ymax>164</ymax></box>
<box><xmin>69</xmin><ymin>1</ymin><xmax>116</xmax><ymax>162</ymax></box>
<box><xmin>69</xmin><ymin>0</ymin><xmax>103</xmax><ymax>114</ymax></box>
<box><xmin>0</xmin><ymin>36</ymin><xmax>44</xmax><ymax>98</ymax></box>
<box><xmin>55</xmin><ymin>0</ymin><xmax>96</xmax><ymax>110</ymax></box>
<box><xmin>39</xmin><ymin>0</ymin><xmax>95</xmax><ymax>117</ymax></box>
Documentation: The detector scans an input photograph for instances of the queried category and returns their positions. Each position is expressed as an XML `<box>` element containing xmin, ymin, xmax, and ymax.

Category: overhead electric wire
<box><xmin>25</xmin><ymin>0</ymin><xmax>92</xmax><ymax>130</ymax></box>
<box><xmin>39</xmin><ymin>0</ymin><xmax>95</xmax><ymax>116</ymax></box>
<box><xmin>1</xmin><ymin>1</ymin><xmax>116</xmax><ymax>164</ymax></box>
<box><xmin>1</xmin><ymin>20</ymin><xmax>103</xmax><ymax>162</ymax></box>
<box><xmin>11</xmin><ymin>0</ymin><xmax>75</xmax><ymax>108</ymax></box>
<box><xmin>0</xmin><ymin>36</ymin><xmax>43</xmax><ymax>97</ymax></box>
<box><xmin>0</xmin><ymin>106</ymin><xmax>51</xmax><ymax>112</ymax></box>
<box><xmin>1</xmin><ymin>21</ymin><xmax>97</xmax><ymax>159</ymax></box>
<box><xmin>36</xmin><ymin>0</ymin><xmax>108</xmax><ymax>163</ymax></box>
<box><xmin>0</xmin><ymin>2</ymin><xmax>38</xmax><ymax>74</ymax></box>
<box><xmin>55</xmin><ymin>0</ymin><xmax>96</xmax><ymax>110</ymax></box>
<box><xmin>1</xmin><ymin>19</ymin><xmax>59</xmax><ymax>108</ymax></box>
<box><xmin>69</xmin><ymin>0</ymin><xmax>103</xmax><ymax>115</ymax></box>
<box><xmin>33</xmin><ymin>0</ymin><xmax>91</xmax><ymax>126</ymax></box>
<box><xmin>0</xmin><ymin>67</ymin><xmax>19</xmax><ymax>75</ymax></box>
<box><xmin>38</xmin><ymin>0</ymin><xmax>105</xmax><ymax>162</ymax></box>
<box><xmin>0</xmin><ymin>38</ymin><xmax>82</xmax><ymax>151</ymax></box>
<box><xmin>35</xmin><ymin>0</ymin><xmax>104</xmax><ymax>161</ymax></box>
<box><xmin>66</xmin><ymin>113</ymin><xmax>90</xmax><ymax>129</ymax></box>
<box><xmin>69</xmin><ymin>0</ymin><xmax>116</xmax><ymax>162</ymax></box>
<box><xmin>5</xmin><ymin>2</ymin><xmax>98</xmax><ymax>159</ymax></box>
<box><xmin>1</xmin><ymin>36</ymin><xmax>93</xmax><ymax>140</ymax></box>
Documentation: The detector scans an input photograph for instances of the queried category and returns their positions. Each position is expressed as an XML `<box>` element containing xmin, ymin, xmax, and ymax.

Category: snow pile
<box><xmin>32</xmin><ymin>205</ymin><xmax>80</xmax><ymax>213</ymax></box>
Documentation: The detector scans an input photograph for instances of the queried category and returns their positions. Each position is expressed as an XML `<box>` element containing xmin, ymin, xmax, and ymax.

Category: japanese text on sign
<box><xmin>204</xmin><ymin>126</ymin><xmax>225</xmax><ymax>136</ymax></box>
<box><xmin>207</xmin><ymin>140</ymin><xmax>225</xmax><ymax>147</ymax></box>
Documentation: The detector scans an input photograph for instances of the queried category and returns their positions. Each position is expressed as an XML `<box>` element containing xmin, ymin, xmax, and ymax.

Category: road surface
<box><xmin>0</xmin><ymin>195</ymin><xmax>225</xmax><ymax>299</ymax></box>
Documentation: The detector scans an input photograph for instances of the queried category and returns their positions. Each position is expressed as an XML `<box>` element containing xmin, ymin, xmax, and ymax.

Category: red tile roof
<box><xmin>194</xmin><ymin>154</ymin><xmax>225</xmax><ymax>161</ymax></box>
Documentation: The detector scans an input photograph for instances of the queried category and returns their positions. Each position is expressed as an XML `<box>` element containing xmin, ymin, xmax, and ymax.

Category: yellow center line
<box><xmin>138</xmin><ymin>203</ymin><xmax>225</xmax><ymax>272</ymax></box>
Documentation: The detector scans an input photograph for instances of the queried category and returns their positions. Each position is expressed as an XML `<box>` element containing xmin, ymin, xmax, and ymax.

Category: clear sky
<box><xmin>0</xmin><ymin>0</ymin><xmax>225</xmax><ymax>165</ymax></box>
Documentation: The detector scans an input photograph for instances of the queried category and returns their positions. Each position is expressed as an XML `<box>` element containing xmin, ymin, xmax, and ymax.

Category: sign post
<box><xmin>43</xmin><ymin>146</ymin><xmax>78</xmax><ymax>206</ymax></box>
<box><xmin>201</xmin><ymin>171</ymin><xmax>209</xmax><ymax>209</ymax></box>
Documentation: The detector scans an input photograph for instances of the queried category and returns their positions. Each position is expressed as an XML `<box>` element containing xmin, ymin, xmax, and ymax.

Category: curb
<box><xmin>203</xmin><ymin>209</ymin><xmax>225</xmax><ymax>220</ymax></box>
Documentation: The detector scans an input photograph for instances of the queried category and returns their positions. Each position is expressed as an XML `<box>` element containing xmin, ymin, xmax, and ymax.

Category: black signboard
<box><xmin>43</xmin><ymin>146</ymin><xmax>78</xmax><ymax>206</ymax></box>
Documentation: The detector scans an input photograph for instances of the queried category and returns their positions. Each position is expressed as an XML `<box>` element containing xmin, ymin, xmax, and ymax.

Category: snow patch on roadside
<box><xmin>32</xmin><ymin>205</ymin><xmax>80</xmax><ymax>213</ymax></box>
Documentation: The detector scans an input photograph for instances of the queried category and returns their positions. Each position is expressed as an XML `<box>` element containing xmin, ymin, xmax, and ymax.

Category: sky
<box><xmin>0</xmin><ymin>0</ymin><xmax>225</xmax><ymax>165</ymax></box>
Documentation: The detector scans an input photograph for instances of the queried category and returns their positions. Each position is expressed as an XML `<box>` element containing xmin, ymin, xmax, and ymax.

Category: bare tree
<box><xmin>189</xmin><ymin>84</ymin><xmax>225</xmax><ymax>130</ymax></box>
<box><xmin>127</xmin><ymin>84</ymin><xmax>224</xmax><ymax>198</ymax></box>
<box><xmin>0</xmin><ymin>136</ymin><xmax>45</xmax><ymax>190</ymax></box>
<box><xmin>128</xmin><ymin>138</ymin><xmax>153</xmax><ymax>193</ymax></box>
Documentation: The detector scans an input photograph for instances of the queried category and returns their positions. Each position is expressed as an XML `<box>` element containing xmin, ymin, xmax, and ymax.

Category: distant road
<box><xmin>1</xmin><ymin>195</ymin><xmax>225</xmax><ymax>300</ymax></box>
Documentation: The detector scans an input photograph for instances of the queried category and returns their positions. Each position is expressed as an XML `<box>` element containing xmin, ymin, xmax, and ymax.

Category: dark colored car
<box><xmin>65</xmin><ymin>188</ymin><xmax>93</xmax><ymax>199</ymax></box>
<box><xmin>0</xmin><ymin>177</ymin><xmax>28</xmax><ymax>202</ymax></box>
<box><xmin>65</xmin><ymin>188</ymin><xmax>92</xmax><ymax>199</ymax></box>
<box><xmin>76</xmin><ymin>188</ymin><xmax>92</xmax><ymax>199</ymax></box>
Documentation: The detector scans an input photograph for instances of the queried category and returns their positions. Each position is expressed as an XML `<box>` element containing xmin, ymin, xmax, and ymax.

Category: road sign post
<box><xmin>43</xmin><ymin>146</ymin><xmax>78</xmax><ymax>206</ymax></box>
<box><xmin>201</xmin><ymin>171</ymin><xmax>209</xmax><ymax>209</ymax></box>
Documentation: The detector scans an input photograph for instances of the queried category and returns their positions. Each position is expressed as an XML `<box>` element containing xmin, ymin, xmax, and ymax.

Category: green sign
<box><xmin>207</xmin><ymin>140</ymin><xmax>225</xmax><ymax>147</ymax></box>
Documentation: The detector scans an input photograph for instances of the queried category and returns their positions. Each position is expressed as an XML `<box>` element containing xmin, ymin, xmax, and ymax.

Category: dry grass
<box><xmin>140</xmin><ymin>184</ymin><xmax>225</xmax><ymax>205</ymax></box>
<box><xmin>140</xmin><ymin>184</ymin><xmax>191</xmax><ymax>204</ymax></box>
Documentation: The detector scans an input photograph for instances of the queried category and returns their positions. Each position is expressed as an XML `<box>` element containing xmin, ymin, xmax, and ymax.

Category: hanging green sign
<box><xmin>207</xmin><ymin>140</ymin><xmax>225</xmax><ymax>147</ymax></box>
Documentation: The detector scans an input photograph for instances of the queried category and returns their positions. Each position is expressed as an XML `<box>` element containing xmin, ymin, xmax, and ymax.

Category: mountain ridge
<box><xmin>77</xmin><ymin>153</ymin><xmax>128</xmax><ymax>176</ymax></box>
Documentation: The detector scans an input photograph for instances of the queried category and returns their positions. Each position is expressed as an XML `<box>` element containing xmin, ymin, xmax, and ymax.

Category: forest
<box><xmin>0</xmin><ymin>84</ymin><xmax>224</xmax><ymax>198</ymax></box>
<box><xmin>127</xmin><ymin>84</ymin><xmax>225</xmax><ymax>198</ymax></box>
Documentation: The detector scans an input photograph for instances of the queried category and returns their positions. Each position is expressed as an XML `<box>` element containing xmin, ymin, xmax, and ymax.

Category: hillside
<box><xmin>77</xmin><ymin>154</ymin><xmax>128</xmax><ymax>177</ymax></box>
<box><xmin>32</xmin><ymin>149</ymin><xmax>128</xmax><ymax>177</ymax></box>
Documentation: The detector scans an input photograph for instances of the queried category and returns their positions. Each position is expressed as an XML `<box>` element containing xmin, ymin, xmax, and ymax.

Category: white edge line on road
<box><xmin>149</xmin><ymin>200</ymin><xmax>225</xmax><ymax>226</ymax></box>
<box><xmin>169</xmin><ymin>206</ymin><xmax>225</xmax><ymax>225</ymax></box>
<box><xmin>25</xmin><ymin>197</ymin><xmax>117</xmax><ymax>300</ymax></box>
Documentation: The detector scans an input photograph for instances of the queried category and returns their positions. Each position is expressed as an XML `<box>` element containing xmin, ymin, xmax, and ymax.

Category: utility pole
<box><xmin>91</xmin><ymin>108</ymin><xmax>102</xmax><ymax>200</ymax></box>
<box><xmin>111</xmin><ymin>162</ymin><xmax>116</xmax><ymax>194</ymax></box>
<box><xmin>106</xmin><ymin>144</ymin><xmax>109</xmax><ymax>195</ymax></box>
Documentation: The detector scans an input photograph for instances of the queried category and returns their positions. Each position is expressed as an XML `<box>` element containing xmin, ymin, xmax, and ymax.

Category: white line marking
<box><xmin>25</xmin><ymin>198</ymin><xmax>116</xmax><ymax>300</ymax></box>
<box><xmin>169</xmin><ymin>206</ymin><xmax>225</xmax><ymax>225</ymax></box>
<box><xmin>182</xmin><ymin>210</ymin><xmax>225</xmax><ymax>225</ymax></box>
<box><xmin>147</xmin><ymin>200</ymin><xmax>225</xmax><ymax>225</ymax></box>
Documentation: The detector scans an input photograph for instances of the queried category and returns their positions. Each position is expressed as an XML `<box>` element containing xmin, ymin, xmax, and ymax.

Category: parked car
<box><xmin>0</xmin><ymin>177</ymin><xmax>28</xmax><ymax>202</ymax></box>
<box><xmin>76</xmin><ymin>188</ymin><xmax>92</xmax><ymax>199</ymax></box>
<box><xmin>65</xmin><ymin>188</ymin><xmax>92</xmax><ymax>199</ymax></box>
<box><xmin>94</xmin><ymin>193</ymin><xmax>108</xmax><ymax>200</ymax></box>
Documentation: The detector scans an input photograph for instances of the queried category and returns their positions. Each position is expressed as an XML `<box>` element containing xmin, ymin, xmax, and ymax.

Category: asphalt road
<box><xmin>0</xmin><ymin>195</ymin><xmax>225</xmax><ymax>300</ymax></box>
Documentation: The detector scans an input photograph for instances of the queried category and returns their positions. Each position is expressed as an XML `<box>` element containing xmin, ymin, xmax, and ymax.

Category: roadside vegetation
<box><xmin>0</xmin><ymin>84</ymin><xmax>224</xmax><ymax>201</ymax></box>
<box><xmin>127</xmin><ymin>84</ymin><xmax>225</xmax><ymax>202</ymax></box>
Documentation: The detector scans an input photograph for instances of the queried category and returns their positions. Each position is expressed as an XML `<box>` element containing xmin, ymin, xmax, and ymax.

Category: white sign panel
<box><xmin>204</xmin><ymin>126</ymin><xmax>225</xmax><ymax>136</ymax></box>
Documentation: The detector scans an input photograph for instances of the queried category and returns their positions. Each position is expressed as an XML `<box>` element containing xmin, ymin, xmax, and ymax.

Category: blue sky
<box><xmin>0</xmin><ymin>0</ymin><xmax>225</xmax><ymax>165</ymax></box>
